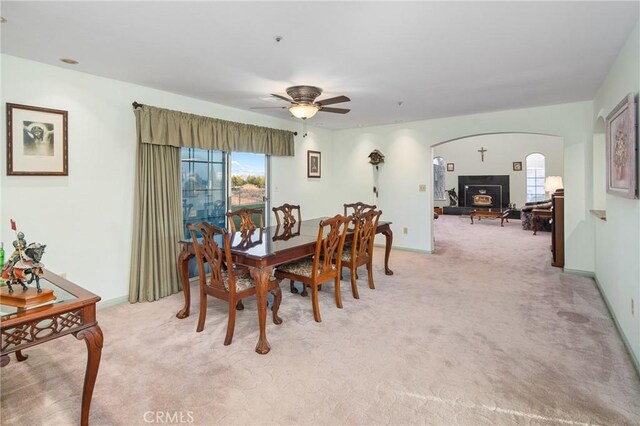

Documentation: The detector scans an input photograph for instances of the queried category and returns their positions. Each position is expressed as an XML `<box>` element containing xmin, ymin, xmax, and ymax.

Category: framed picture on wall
<box><xmin>513</xmin><ymin>161</ymin><xmax>522</xmax><ymax>171</ymax></box>
<box><xmin>446</xmin><ymin>163</ymin><xmax>454</xmax><ymax>172</ymax></box>
<box><xmin>307</xmin><ymin>150</ymin><xmax>321</xmax><ymax>178</ymax></box>
<box><xmin>6</xmin><ymin>103</ymin><xmax>68</xmax><ymax>176</ymax></box>
<box><xmin>606</xmin><ymin>93</ymin><xmax>637</xmax><ymax>199</ymax></box>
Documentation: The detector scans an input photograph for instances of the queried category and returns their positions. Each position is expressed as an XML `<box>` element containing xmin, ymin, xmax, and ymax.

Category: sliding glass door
<box><xmin>229</xmin><ymin>152</ymin><xmax>269</xmax><ymax>226</ymax></box>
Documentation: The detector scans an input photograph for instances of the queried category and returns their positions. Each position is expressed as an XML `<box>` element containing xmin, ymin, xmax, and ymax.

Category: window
<box><xmin>181</xmin><ymin>148</ymin><xmax>226</xmax><ymax>237</ymax></box>
<box><xmin>433</xmin><ymin>157</ymin><xmax>446</xmax><ymax>200</ymax></box>
<box><xmin>526</xmin><ymin>153</ymin><xmax>545</xmax><ymax>202</ymax></box>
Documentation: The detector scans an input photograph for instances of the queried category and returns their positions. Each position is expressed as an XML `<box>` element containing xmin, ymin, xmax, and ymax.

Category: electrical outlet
<box><xmin>419</xmin><ymin>184</ymin><xmax>427</xmax><ymax>192</ymax></box>
<box><xmin>403</xmin><ymin>227</ymin><xmax>408</xmax><ymax>234</ymax></box>
<box><xmin>59</xmin><ymin>273</ymin><xmax>67</xmax><ymax>279</ymax></box>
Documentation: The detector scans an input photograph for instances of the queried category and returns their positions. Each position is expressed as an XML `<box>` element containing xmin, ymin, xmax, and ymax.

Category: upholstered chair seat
<box><xmin>276</xmin><ymin>258</ymin><xmax>336</xmax><ymax>278</ymax></box>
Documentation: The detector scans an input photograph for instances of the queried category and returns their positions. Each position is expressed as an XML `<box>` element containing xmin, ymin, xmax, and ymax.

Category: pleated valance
<box><xmin>135</xmin><ymin>104</ymin><xmax>295</xmax><ymax>156</ymax></box>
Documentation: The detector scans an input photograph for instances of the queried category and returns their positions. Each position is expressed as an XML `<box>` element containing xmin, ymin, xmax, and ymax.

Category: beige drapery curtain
<box><xmin>129</xmin><ymin>109</ymin><xmax>183</xmax><ymax>302</ymax></box>
<box><xmin>129</xmin><ymin>104</ymin><xmax>294</xmax><ymax>302</ymax></box>
<box><xmin>137</xmin><ymin>104</ymin><xmax>295</xmax><ymax>155</ymax></box>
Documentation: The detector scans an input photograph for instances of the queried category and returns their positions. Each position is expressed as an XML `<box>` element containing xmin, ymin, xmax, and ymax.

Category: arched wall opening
<box><xmin>430</xmin><ymin>132</ymin><xmax>564</xmax><ymax>249</ymax></box>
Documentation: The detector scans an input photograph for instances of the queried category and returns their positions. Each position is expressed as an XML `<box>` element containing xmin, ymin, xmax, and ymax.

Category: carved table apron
<box><xmin>176</xmin><ymin>218</ymin><xmax>393</xmax><ymax>354</ymax></box>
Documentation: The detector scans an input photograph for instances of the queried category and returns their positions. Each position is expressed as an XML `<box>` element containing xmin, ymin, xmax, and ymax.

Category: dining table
<box><xmin>176</xmin><ymin>218</ymin><xmax>393</xmax><ymax>354</ymax></box>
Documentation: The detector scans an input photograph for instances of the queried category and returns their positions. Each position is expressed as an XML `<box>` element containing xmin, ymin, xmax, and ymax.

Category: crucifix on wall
<box><xmin>478</xmin><ymin>146</ymin><xmax>487</xmax><ymax>162</ymax></box>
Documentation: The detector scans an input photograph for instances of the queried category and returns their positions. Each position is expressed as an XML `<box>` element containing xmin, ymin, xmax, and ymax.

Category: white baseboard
<box><xmin>564</xmin><ymin>268</ymin><xmax>595</xmax><ymax>278</ymax></box>
<box><xmin>593</xmin><ymin>276</ymin><xmax>640</xmax><ymax>375</ymax></box>
<box><xmin>97</xmin><ymin>295</ymin><xmax>128</xmax><ymax>310</ymax></box>
<box><xmin>373</xmin><ymin>243</ymin><xmax>432</xmax><ymax>254</ymax></box>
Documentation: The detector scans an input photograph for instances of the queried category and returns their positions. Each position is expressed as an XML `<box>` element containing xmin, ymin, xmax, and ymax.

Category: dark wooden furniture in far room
<box><xmin>275</xmin><ymin>215</ymin><xmax>350</xmax><ymax>322</ymax></box>
<box><xmin>176</xmin><ymin>217</ymin><xmax>394</xmax><ymax>354</ymax></box>
<box><xmin>552</xmin><ymin>188</ymin><xmax>565</xmax><ymax>268</ymax></box>
<box><xmin>532</xmin><ymin>209</ymin><xmax>553</xmax><ymax>235</ymax></box>
<box><xmin>469</xmin><ymin>209</ymin><xmax>511</xmax><ymax>226</ymax></box>
<box><xmin>0</xmin><ymin>270</ymin><xmax>103</xmax><ymax>426</ymax></box>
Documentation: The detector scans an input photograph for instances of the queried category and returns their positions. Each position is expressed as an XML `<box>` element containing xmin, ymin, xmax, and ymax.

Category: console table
<box><xmin>1</xmin><ymin>270</ymin><xmax>103</xmax><ymax>426</ymax></box>
<box><xmin>469</xmin><ymin>209</ymin><xmax>511</xmax><ymax>226</ymax></box>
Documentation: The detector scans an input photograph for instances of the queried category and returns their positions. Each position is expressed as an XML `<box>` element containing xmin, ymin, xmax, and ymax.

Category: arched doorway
<box><xmin>431</xmin><ymin>132</ymin><xmax>563</xmax><ymax>250</ymax></box>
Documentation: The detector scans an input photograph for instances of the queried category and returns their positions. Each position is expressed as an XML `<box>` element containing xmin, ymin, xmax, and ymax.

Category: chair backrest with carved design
<box><xmin>351</xmin><ymin>210</ymin><xmax>382</xmax><ymax>262</ymax></box>
<box><xmin>272</xmin><ymin>203</ymin><xmax>301</xmax><ymax>227</ymax></box>
<box><xmin>311</xmin><ymin>214</ymin><xmax>350</xmax><ymax>280</ymax></box>
<box><xmin>344</xmin><ymin>202</ymin><xmax>377</xmax><ymax>217</ymax></box>
<box><xmin>227</xmin><ymin>208</ymin><xmax>264</xmax><ymax>234</ymax></box>
<box><xmin>187</xmin><ymin>222</ymin><xmax>237</xmax><ymax>295</ymax></box>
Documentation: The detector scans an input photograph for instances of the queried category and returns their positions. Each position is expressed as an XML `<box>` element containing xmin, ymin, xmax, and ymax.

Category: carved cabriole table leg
<box><xmin>15</xmin><ymin>350</ymin><xmax>28</xmax><ymax>362</ymax></box>
<box><xmin>248</xmin><ymin>266</ymin><xmax>273</xmax><ymax>354</ymax></box>
<box><xmin>177</xmin><ymin>249</ymin><xmax>193</xmax><ymax>319</ymax></box>
<box><xmin>381</xmin><ymin>227</ymin><xmax>394</xmax><ymax>275</ymax></box>
<box><xmin>74</xmin><ymin>325</ymin><xmax>103</xmax><ymax>426</ymax></box>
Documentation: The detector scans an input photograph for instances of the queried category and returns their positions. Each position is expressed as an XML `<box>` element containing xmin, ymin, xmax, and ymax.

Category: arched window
<box><xmin>433</xmin><ymin>157</ymin><xmax>446</xmax><ymax>200</ymax></box>
<box><xmin>526</xmin><ymin>153</ymin><xmax>546</xmax><ymax>202</ymax></box>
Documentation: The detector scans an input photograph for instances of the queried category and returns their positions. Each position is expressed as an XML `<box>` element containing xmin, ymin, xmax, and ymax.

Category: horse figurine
<box><xmin>1</xmin><ymin>242</ymin><xmax>46</xmax><ymax>294</ymax></box>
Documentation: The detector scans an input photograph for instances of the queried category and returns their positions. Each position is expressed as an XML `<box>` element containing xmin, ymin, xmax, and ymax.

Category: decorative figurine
<box><xmin>446</xmin><ymin>187</ymin><xmax>459</xmax><ymax>207</ymax></box>
<box><xmin>1</xmin><ymin>220</ymin><xmax>46</xmax><ymax>294</ymax></box>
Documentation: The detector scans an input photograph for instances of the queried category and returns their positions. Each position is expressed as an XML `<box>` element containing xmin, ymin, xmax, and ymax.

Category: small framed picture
<box><xmin>307</xmin><ymin>150</ymin><xmax>321</xmax><ymax>178</ymax></box>
<box><xmin>6</xmin><ymin>103</ymin><xmax>68</xmax><ymax>176</ymax></box>
<box><xmin>513</xmin><ymin>162</ymin><xmax>522</xmax><ymax>171</ymax></box>
<box><xmin>606</xmin><ymin>93</ymin><xmax>637</xmax><ymax>199</ymax></box>
<box><xmin>446</xmin><ymin>163</ymin><xmax>454</xmax><ymax>172</ymax></box>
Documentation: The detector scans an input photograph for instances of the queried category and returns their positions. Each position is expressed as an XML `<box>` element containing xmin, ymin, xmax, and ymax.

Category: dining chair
<box><xmin>272</xmin><ymin>203</ymin><xmax>304</xmax><ymax>293</ymax></box>
<box><xmin>343</xmin><ymin>202</ymin><xmax>377</xmax><ymax>217</ymax></box>
<box><xmin>272</xmin><ymin>203</ymin><xmax>301</xmax><ymax>227</ymax></box>
<box><xmin>226</xmin><ymin>207</ymin><xmax>264</xmax><ymax>233</ymax></box>
<box><xmin>274</xmin><ymin>214</ymin><xmax>350</xmax><ymax>322</ymax></box>
<box><xmin>341</xmin><ymin>209</ymin><xmax>382</xmax><ymax>299</ymax></box>
<box><xmin>187</xmin><ymin>222</ymin><xmax>282</xmax><ymax>345</ymax></box>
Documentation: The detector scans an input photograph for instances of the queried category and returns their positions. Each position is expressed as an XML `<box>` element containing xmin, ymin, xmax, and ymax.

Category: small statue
<box><xmin>446</xmin><ymin>187</ymin><xmax>458</xmax><ymax>207</ymax></box>
<box><xmin>1</xmin><ymin>223</ymin><xmax>46</xmax><ymax>294</ymax></box>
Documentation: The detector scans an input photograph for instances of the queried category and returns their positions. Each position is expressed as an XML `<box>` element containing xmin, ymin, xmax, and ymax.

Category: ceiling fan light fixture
<box><xmin>289</xmin><ymin>104</ymin><xmax>319</xmax><ymax>119</ymax></box>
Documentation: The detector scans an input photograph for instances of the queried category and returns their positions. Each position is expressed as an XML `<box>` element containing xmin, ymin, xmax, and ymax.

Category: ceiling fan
<box><xmin>252</xmin><ymin>85</ymin><xmax>351</xmax><ymax>119</ymax></box>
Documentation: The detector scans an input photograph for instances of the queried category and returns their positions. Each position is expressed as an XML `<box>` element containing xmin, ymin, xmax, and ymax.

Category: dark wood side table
<box><xmin>1</xmin><ymin>270</ymin><xmax>103</xmax><ymax>426</ymax></box>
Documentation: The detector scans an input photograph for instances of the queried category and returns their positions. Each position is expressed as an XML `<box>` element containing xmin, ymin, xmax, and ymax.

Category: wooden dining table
<box><xmin>176</xmin><ymin>218</ymin><xmax>393</xmax><ymax>354</ymax></box>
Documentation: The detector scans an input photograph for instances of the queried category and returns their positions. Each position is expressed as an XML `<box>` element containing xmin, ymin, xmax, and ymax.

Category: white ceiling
<box><xmin>1</xmin><ymin>1</ymin><xmax>638</xmax><ymax>129</ymax></box>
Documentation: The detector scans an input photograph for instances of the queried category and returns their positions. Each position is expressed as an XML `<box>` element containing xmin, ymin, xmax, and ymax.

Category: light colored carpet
<box><xmin>2</xmin><ymin>215</ymin><xmax>639</xmax><ymax>425</ymax></box>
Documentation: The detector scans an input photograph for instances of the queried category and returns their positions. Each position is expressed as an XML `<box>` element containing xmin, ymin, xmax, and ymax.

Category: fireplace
<box><xmin>458</xmin><ymin>175</ymin><xmax>510</xmax><ymax>209</ymax></box>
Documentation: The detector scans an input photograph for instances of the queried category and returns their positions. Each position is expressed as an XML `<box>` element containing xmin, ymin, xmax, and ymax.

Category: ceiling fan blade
<box><xmin>250</xmin><ymin>106</ymin><xmax>287</xmax><ymax>109</ymax></box>
<box><xmin>316</xmin><ymin>95</ymin><xmax>350</xmax><ymax>106</ymax></box>
<box><xmin>318</xmin><ymin>107</ymin><xmax>350</xmax><ymax>114</ymax></box>
<box><xmin>271</xmin><ymin>93</ymin><xmax>293</xmax><ymax>102</ymax></box>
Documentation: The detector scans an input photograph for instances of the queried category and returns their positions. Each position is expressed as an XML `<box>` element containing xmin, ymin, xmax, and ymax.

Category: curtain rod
<box><xmin>132</xmin><ymin>101</ymin><xmax>298</xmax><ymax>136</ymax></box>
